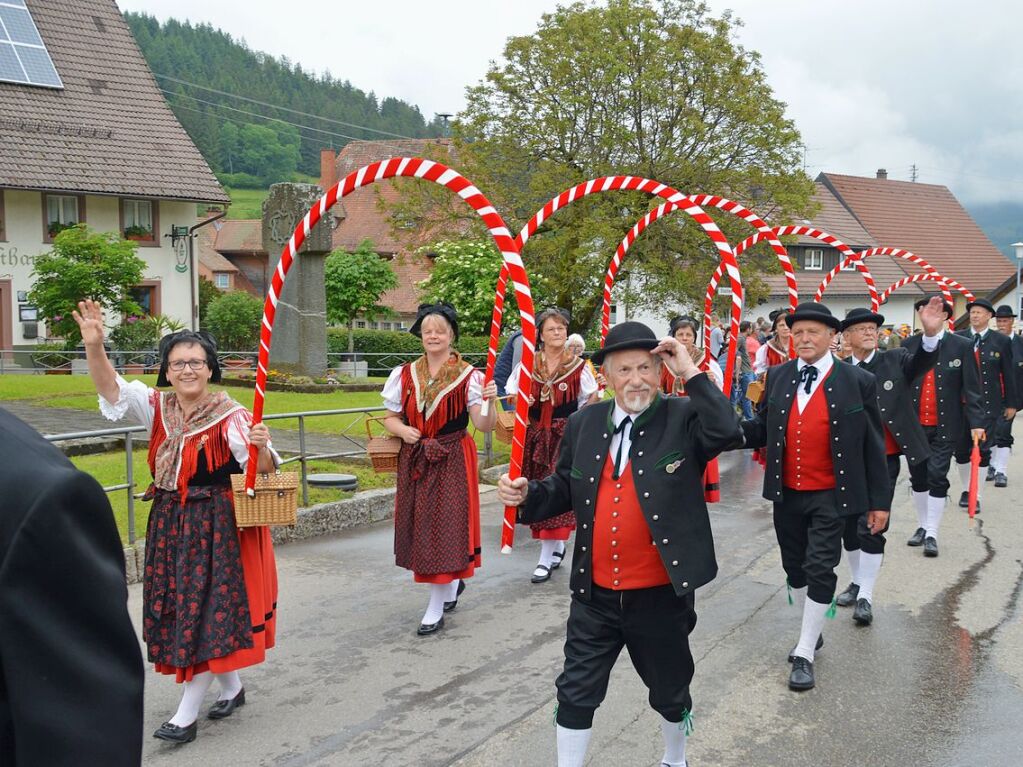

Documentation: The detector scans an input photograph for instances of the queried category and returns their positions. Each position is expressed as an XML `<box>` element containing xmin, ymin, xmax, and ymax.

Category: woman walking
<box><xmin>74</xmin><ymin>300</ymin><xmax>278</xmax><ymax>745</ymax></box>
<box><xmin>381</xmin><ymin>303</ymin><xmax>497</xmax><ymax>636</ymax></box>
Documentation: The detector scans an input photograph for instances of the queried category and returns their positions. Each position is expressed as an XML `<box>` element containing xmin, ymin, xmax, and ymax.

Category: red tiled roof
<box><xmin>215</xmin><ymin>220</ymin><xmax>265</xmax><ymax>254</ymax></box>
<box><xmin>795</xmin><ymin>184</ymin><xmax>875</xmax><ymax>249</ymax></box>
<box><xmin>819</xmin><ymin>172</ymin><xmax>1012</xmax><ymax>295</ymax></box>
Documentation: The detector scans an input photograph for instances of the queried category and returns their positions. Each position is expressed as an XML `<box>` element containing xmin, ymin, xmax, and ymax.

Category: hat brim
<box><xmin>788</xmin><ymin>311</ymin><xmax>841</xmax><ymax>332</ymax></box>
<box><xmin>965</xmin><ymin>300</ymin><xmax>995</xmax><ymax>314</ymax></box>
<box><xmin>591</xmin><ymin>338</ymin><xmax>660</xmax><ymax>367</ymax></box>
<box><xmin>840</xmin><ymin>312</ymin><xmax>885</xmax><ymax>332</ymax></box>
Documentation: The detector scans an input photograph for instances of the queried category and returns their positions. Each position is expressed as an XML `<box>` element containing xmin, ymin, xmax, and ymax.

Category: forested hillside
<box><xmin>125</xmin><ymin>13</ymin><xmax>445</xmax><ymax>187</ymax></box>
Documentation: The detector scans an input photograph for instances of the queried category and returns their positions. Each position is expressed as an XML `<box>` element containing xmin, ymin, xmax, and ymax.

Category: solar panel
<box><xmin>0</xmin><ymin>1</ymin><xmax>62</xmax><ymax>89</ymax></box>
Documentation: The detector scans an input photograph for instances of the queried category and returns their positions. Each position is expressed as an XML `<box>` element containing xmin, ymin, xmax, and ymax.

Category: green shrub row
<box><xmin>326</xmin><ymin>328</ymin><xmax>501</xmax><ymax>356</ymax></box>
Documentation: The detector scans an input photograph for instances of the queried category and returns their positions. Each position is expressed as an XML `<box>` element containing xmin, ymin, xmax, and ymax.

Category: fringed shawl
<box><xmin>401</xmin><ymin>353</ymin><xmax>474</xmax><ymax>438</ymax></box>
<box><xmin>530</xmin><ymin>351</ymin><xmax>584</xmax><ymax>428</ymax></box>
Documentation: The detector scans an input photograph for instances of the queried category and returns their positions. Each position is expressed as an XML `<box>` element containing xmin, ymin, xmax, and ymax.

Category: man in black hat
<box><xmin>902</xmin><ymin>297</ymin><xmax>984</xmax><ymax>556</ymax></box>
<box><xmin>988</xmin><ymin>305</ymin><xmax>1023</xmax><ymax>486</ymax></box>
<box><xmin>833</xmin><ymin>300</ymin><xmax>944</xmax><ymax>625</ymax></box>
<box><xmin>498</xmin><ymin>321</ymin><xmax>740</xmax><ymax>767</ymax></box>
<box><xmin>955</xmin><ymin>298</ymin><xmax>1017</xmax><ymax>510</ymax></box>
<box><xmin>738</xmin><ymin>302</ymin><xmax>888</xmax><ymax>691</ymax></box>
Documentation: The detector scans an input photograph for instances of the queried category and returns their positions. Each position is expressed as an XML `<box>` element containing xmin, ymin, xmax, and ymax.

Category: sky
<box><xmin>116</xmin><ymin>0</ymin><xmax>1023</xmax><ymax>206</ymax></box>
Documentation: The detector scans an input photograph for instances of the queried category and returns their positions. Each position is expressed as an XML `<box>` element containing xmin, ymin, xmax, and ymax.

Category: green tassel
<box><xmin>680</xmin><ymin>708</ymin><xmax>694</xmax><ymax>736</ymax></box>
<box><xmin>787</xmin><ymin>579</ymin><xmax>793</xmax><ymax>606</ymax></box>
<box><xmin>552</xmin><ymin>704</ymin><xmax>558</xmax><ymax>726</ymax></box>
<box><xmin>825</xmin><ymin>597</ymin><xmax>837</xmax><ymax>619</ymax></box>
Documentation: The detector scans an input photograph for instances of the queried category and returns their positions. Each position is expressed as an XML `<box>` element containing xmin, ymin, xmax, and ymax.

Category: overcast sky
<box><xmin>116</xmin><ymin>0</ymin><xmax>1023</xmax><ymax>206</ymax></box>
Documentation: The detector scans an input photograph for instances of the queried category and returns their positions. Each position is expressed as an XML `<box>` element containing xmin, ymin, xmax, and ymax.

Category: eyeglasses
<box><xmin>168</xmin><ymin>359</ymin><xmax>208</xmax><ymax>372</ymax></box>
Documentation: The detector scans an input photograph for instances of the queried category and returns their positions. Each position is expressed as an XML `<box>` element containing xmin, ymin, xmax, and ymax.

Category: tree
<box><xmin>197</xmin><ymin>276</ymin><xmax>221</xmax><ymax>327</ymax></box>
<box><xmin>323</xmin><ymin>239</ymin><xmax>398</xmax><ymax>352</ymax></box>
<box><xmin>29</xmin><ymin>225</ymin><xmax>147</xmax><ymax>346</ymax></box>
<box><xmin>390</xmin><ymin>0</ymin><xmax>815</xmax><ymax>332</ymax></box>
<box><xmin>205</xmin><ymin>290</ymin><xmax>264</xmax><ymax>351</ymax></box>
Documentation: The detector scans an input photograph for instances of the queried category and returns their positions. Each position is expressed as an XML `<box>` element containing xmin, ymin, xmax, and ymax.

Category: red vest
<box><xmin>592</xmin><ymin>455</ymin><xmax>670</xmax><ymax>590</ymax></box>
<box><xmin>884</xmin><ymin>427</ymin><xmax>900</xmax><ymax>456</ymax></box>
<box><xmin>918</xmin><ymin>370</ymin><xmax>938</xmax><ymax>427</ymax></box>
<box><xmin>783</xmin><ymin>371</ymin><xmax>836</xmax><ymax>491</ymax></box>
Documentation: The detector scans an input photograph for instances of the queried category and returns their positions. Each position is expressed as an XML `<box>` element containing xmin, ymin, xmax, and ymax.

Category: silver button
<box><xmin>638</xmin><ymin>469</ymin><xmax>644</xmax><ymax>475</ymax></box>
<box><xmin>639</xmin><ymin>431</ymin><xmax>645</xmax><ymax>436</ymax></box>
<box><xmin>613</xmin><ymin>579</ymin><xmax>620</xmax><ymax>586</ymax></box>
<box><xmin>616</xmin><ymin>483</ymin><xmax>622</xmax><ymax>489</ymax></box>
<box><xmin>652</xmin><ymin>514</ymin><xmax>659</xmax><ymax>521</ymax></box>
<box><xmin>612</xmin><ymin>512</ymin><xmax>619</xmax><ymax>518</ymax></box>
<box><xmin>613</xmin><ymin>554</ymin><xmax>619</xmax><ymax>560</ymax></box>
<box><xmin>603</xmin><ymin>433</ymin><xmax>608</xmax><ymax>439</ymax></box>
<box><xmin>579</xmin><ymin>589</ymin><xmax>585</xmax><ymax>594</ymax></box>
<box><xmin>595</xmin><ymin>455</ymin><xmax>601</xmax><ymax>460</ymax></box>
<box><xmin>579</xmin><ymin>568</ymin><xmax>585</xmax><ymax>573</ymax></box>
<box><xmin>682</xmin><ymin>581</ymin><xmax>689</xmax><ymax>588</ymax></box>
<box><xmin>582</xmin><ymin>523</ymin><xmax>588</xmax><ymax>529</ymax></box>
<box><xmin>612</xmin><ymin>540</ymin><xmax>618</xmax><ymax>547</ymax></box>
<box><xmin>611</xmin><ymin>526</ymin><xmax>618</xmax><ymax>533</ymax></box>
<box><xmin>637</xmin><ymin>450</ymin><xmax>644</xmax><ymax>457</ymax></box>
<box><xmin>613</xmin><ymin>567</ymin><xmax>620</xmax><ymax>574</ymax></box>
<box><xmin>589</xmin><ymin>477</ymin><xmax>594</xmax><ymax>483</ymax></box>
<box><xmin>581</xmin><ymin>546</ymin><xmax>587</xmax><ymax>551</ymax></box>
<box><xmin>672</xmin><ymin>560</ymin><xmax>679</xmax><ymax>566</ymax></box>
<box><xmin>662</xmin><ymin>538</ymin><xmax>669</xmax><ymax>544</ymax></box>
<box><xmin>585</xmin><ymin>499</ymin><xmax>590</xmax><ymax>505</ymax></box>
<box><xmin>643</xmin><ymin>492</ymin><xmax>650</xmax><ymax>498</ymax></box>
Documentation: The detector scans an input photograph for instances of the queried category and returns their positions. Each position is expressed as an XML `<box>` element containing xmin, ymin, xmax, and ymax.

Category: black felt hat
<box><xmin>787</xmin><ymin>302</ymin><xmax>841</xmax><ymax>332</ymax></box>
<box><xmin>155</xmin><ymin>330</ymin><xmax>222</xmax><ymax>387</ymax></box>
<box><xmin>965</xmin><ymin>298</ymin><xmax>995</xmax><ymax>315</ymax></box>
<box><xmin>913</xmin><ymin>294</ymin><xmax>954</xmax><ymax>318</ymax></box>
<box><xmin>410</xmin><ymin>302</ymin><xmax>459</xmax><ymax>341</ymax></box>
<box><xmin>840</xmin><ymin>307</ymin><xmax>885</xmax><ymax>332</ymax></box>
<box><xmin>995</xmin><ymin>304</ymin><xmax>1016</xmax><ymax>319</ymax></box>
<box><xmin>668</xmin><ymin>315</ymin><xmax>700</xmax><ymax>337</ymax></box>
<box><xmin>591</xmin><ymin>321</ymin><xmax>660</xmax><ymax>366</ymax></box>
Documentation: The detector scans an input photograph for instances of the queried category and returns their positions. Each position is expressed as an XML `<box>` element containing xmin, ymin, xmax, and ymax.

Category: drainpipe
<box><xmin>188</xmin><ymin>207</ymin><xmax>228</xmax><ymax>330</ymax></box>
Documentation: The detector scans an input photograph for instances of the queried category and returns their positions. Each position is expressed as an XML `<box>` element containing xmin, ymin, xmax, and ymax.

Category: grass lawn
<box><xmin>224</xmin><ymin>188</ymin><xmax>268</xmax><ymax>219</ymax></box>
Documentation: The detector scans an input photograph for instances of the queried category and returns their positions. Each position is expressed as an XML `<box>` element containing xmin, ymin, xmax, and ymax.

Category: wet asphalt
<box><xmin>132</xmin><ymin>447</ymin><xmax>1023</xmax><ymax>766</ymax></box>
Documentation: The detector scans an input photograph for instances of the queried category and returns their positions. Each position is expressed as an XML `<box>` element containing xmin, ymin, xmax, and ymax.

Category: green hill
<box><xmin>125</xmin><ymin>13</ymin><xmax>445</xmax><ymax>188</ymax></box>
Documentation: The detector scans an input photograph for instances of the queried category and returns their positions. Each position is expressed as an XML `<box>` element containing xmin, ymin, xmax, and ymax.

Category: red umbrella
<box><xmin>968</xmin><ymin>433</ymin><xmax>981</xmax><ymax>519</ymax></box>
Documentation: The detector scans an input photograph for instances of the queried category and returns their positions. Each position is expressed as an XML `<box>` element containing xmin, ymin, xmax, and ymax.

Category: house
<box><xmin>0</xmin><ymin>0</ymin><xmax>229</xmax><ymax>349</ymax></box>
<box><xmin>195</xmin><ymin>217</ymin><xmax>267</xmax><ymax>296</ymax></box>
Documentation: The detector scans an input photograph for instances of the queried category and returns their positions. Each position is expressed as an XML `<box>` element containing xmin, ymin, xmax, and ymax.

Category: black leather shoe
<box><xmin>995</xmin><ymin>473</ymin><xmax>1008</xmax><ymax>488</ymax></box>
<box><xmin>153</xmin><ymin>721</ymin><xmax>197</xmax><ymax>744</ymax></box>
<box><xmin>853</xmin><ymin>598</ymin><xmax>873</xmax><ymax>626</ymax></box>
<box><xmin>788</xmin><ymin>633</ymin><xmax>824</xmax><ymax>663</ymax></box>
<box><xmin>986</xmin><ymin>466</ymin><xmax>997</xmax><ymax>482</ymax></box>
<box><xmin>417</xmin><ymin>616</ymin><xmax>445</xmax><ymax>636</ymax></box>
<box><xmin>531</xmin><ymin>564</ymin><xmax>552</xmax><ymax>584</ymax></box>
<box><xmin>835</xmin><ymin>582</ymin><xmax>859</xmax><ymax>607</ymax></box>
<box><xmin>959</xmin><ymin>491</ymin><xmax>969</xmax><ymax>508</ymax></box>
<box><xmin>923</xmin><ymin>537</ymin><xmax>939</xmax><ymax>557</ymax></box>
<box><xmin>443</xmin><ymin>580</ymin><xmax>466</xmax><ymax>612</ymax></box>
<box><xmin>550</xmin><ymin>546</ymin><xmax>566</xmax><ymax>570</ymax></box>
<box><xmin>208</xmin><ymin>688</ymin><xmax>245</xmax><ymax>720</ymax></box>
<box><xmin>788</xmin><ymin>657</ymin><xmax>815</xmax><ymax>691</ymax></box>
<box><xmin>907</xmin><ymin>527</ymin><xmax>926</xmax><ymax>547</ymax></box>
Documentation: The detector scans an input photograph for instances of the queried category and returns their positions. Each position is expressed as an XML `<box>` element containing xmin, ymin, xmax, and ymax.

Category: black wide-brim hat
<box><xmin>155</xmin><ymin>330</ymin><xmax>222</xmax><ymax>387</ymax></box>
<box><xmin>787</xmin><ymin>302</ymin><xmax>841</xmax><ymax>332</ymax></box>
<box><xmin>592</xmin><ymin>321</ymin><xmax>660</xmax><ymax>366</ymax></box>
<box><xmin>965</xmin><ymin>298</ymin><xmax>995</xmax><ymax>315</ymax></box>
<box><xmin>913</xmin><ymin>294</ymin><xmax>954</xmax><ymax>318</ymax></box>
<box><xmin>995</xmin><ymin>304</ymin><xmax>1016</xmax><ymax>318</ymax></box>
<box><xmin>410</xmin><ymin>302</ymin><xmax>459</xmax><ymax>341</ymax></box>
<box><xmin>840</xmin><ymin>307</ymin><xmax>885</xmax><ymax>332</ymax></box>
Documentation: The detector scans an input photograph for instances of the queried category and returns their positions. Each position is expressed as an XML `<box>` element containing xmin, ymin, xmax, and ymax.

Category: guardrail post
<box><xmin>298</xmin><ymin>415</ymin><xmax>309</xmax><ymax>507</ymax></box>
<box><xmin>125</xmin><ymin>430</ymin><xmax>136</xmax><ymax>544</ymax></box>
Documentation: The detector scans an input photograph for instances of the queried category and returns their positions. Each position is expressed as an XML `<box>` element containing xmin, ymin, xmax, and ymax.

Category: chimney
<box><xmin>320</xmin><ymin>149</ymin><xmax>339</xmax><ymax>191</ymax></box>
<box><xmin>876</xmin><ymin>168</ymin><xmax>888</xmax><ymax>180</ymax></box>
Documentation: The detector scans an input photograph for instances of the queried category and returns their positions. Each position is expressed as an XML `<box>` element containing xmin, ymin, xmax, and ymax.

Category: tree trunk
<box><xmin>348</xmin><ymin>319</ymin><xmax>355</xmax><ymax>354</ymax></box>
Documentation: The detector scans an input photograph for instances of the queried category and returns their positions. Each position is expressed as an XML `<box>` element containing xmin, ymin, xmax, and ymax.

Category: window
<box><xmin>355</xmin><ymin>320</ymin><xmax>366</xmax><ymax>329</ymax></box>
<box><xmin>43</xmin><ymin>193</ymin><xmax>83</xmax><ymax>240</ymax></box>
<box><xmin>121</xmin><ymin>199</ymin><xmax>158</xmax><ymax>244</ymax></box>
<box><xmin>805</xmin><ymin>249</ymin><xmax>824</xmax><ymax>271</ymax></box>
<box><xmin>128</xmin><ymin>282</ymin><xmax>160</xmax><ymax>317</ymax></box>
<box><xmin>214</xmin><ymin>273</ymin><xmax>230</xmax><ymax>289</ymax></box>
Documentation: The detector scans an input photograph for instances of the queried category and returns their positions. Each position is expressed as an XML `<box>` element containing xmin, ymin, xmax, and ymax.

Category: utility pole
<box><xmin>910</xmin><ymin>164</ymin><xmax>918</xmax><ymax>182</ymax></box>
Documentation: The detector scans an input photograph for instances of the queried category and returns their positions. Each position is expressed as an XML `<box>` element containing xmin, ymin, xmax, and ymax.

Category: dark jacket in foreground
<box><xmin>903</xmin><ymin>332</ymin><xmax>984</xmax><ymax>441</ymax></box>
<box><xmin>517</xmin><ymin>373</ymin><xmax>742</xmax><ymax>600</ymax></box>
<box><xmin>739</xmin><ymin>357</ymin><xmax>890</xmax><ymax>515</ymax></box>
<box><xmin>0</xmin><ymin>408</ymin><xmax>143</xmax><ymax>767</ymax></box>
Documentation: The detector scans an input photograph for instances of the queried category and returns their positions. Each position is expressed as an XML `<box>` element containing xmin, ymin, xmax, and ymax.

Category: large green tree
<box><xmin>391</xmin><ymin>0</ymin><xmax>814</xmax><ymax>332</ymax></box>
<box><xmin>324</xmin><ymin>239</ymin><xmax>398</xmax><ymax>352</ymax></box>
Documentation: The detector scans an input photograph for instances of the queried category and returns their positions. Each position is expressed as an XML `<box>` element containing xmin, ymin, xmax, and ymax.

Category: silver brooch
<box><xmin>558</xmin><ymin>382</ymin><xmax>568</xmax><ymax>391</ymax></box>
<box><xmin>665</xmin><ymin>460</ymin><xmax>683</xmax><ymax>474</ymax></box>
<box><xmin>952</xmin><ymin>359</ymin><xmax>961</xmax><ymax>368</ymax></box>
<box><xmin>883</xmin><ymin>380</ymin><xmax>894</xmax><ymax>391</ymax></box>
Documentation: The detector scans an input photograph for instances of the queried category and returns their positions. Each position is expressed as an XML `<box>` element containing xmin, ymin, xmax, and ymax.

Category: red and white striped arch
<box><xmin>814</xmin><ymin>246</ymin><xmax>940</xmax><ymax>306</ymax></box>
<box><xmin>879</xmin><ymin>272</ymin><xmax>973</xmax><ymax>306</ymax></box>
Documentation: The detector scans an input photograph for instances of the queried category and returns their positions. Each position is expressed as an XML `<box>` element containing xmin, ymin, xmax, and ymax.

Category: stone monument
<box><xmin>261</xmin><ymin>183</ymin><xmax>334</xmax><ymax>377</ymax></box>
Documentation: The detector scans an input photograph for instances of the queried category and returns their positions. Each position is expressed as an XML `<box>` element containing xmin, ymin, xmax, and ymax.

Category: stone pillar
<box><xmin>261</xmin><ymin>183</ymin><xmax>334</xmax><ymax>377</ymax></box>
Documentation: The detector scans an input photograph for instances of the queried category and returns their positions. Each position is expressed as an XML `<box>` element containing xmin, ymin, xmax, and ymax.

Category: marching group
<box><xmin>3</xmin><ymin>293</ymin><xmax>1019</xmax><ymax>766</ymax></box>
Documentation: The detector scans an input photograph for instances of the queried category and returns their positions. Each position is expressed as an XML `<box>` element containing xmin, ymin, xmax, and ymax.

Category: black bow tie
<box><xmin>799</xmin><ymin>365</ymin><xmax>819</xmax><ymax>394</ymax></box>
<box><xmin>612</xmin><ymin>416</ymin><xmax>632</xmax><ymax>480</ymax></box>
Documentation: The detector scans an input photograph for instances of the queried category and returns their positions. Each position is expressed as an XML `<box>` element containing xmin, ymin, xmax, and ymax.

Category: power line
<box><xmin>154</xmin><ymin>72</ymin><xmax>422</xmax><ymax>140</ymax></box>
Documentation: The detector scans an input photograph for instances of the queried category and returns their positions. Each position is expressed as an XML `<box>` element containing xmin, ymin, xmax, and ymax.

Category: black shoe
<box><xmin>550</xmin><ymin>545</ymin><xmax>566</xmax><ymax>570</ymax></box>
<box><xmin>995</xmin><ymin>473</ymin><xmax>1008</xmax><ymax>488</ymax></box>
<box><xmin>531</xmin><ymin>564</ymin><xmax>552</xmax><ymax>584</ymax></box>
<box><xmin>923</xmin><ymin>537</ymin><xmax>939</xmax><ymax>557</ymax></box>
<box><xmin>208</xmin><ymin>688</ymin><xmax>245</xmax><ymax>720</ymax></box>
<box><xmin>443</xmin><ymin>580</ymin><xmax>466</xmax><ymax>612</ymax></box>
<box><xmin>835</xmin><ymin>582</ymin><xmax>860</xmax><ymax>607</ymax></box>
<box><xmin>986</xmin><ymin>466</ymin><xmax>997</xmax><ymax>482</ymax></box>
<box><xmin>153</xmin><ymin>721</ymin><xmax>197</xmax><ymax>744</ymax></box>
<box><xmin>789</xmin><ymin>657</ymin><xmax>815</xmax><ymax>691</ymax></box>
<box><xmin>907</xmin><ymin>527</ymin><xmax>926</xmax><ymax>547</ymax></box>
<box><xmin>853</xmin><ymin>598</ymin><xmax>873</xmax><ymax>626</ymax></box>
<box><xmin>417</xmin><ymin>616</ymin><xmax>445</xmax><ymax>636</ymax></box>
<box><xmin>958</xmin><ymin>491</ymin><xmax>969</xmax><ymax>508</ymax></box>
<box><xmin>788</xmin><ymin>633</ymin><xmax>824</xmax><ymax>663</ymax></box>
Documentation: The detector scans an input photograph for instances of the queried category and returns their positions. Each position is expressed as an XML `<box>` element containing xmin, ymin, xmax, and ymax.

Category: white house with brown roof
<box><xmin>0</xmin><ymin>0</ymin><xmax>228</xmax><ymax>349</ymax></box>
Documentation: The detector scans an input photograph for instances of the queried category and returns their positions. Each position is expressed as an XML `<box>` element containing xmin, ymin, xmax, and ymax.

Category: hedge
<box><xmin>327</xmin><ymin>328</ymin><xmax>500</xmax><ymax>356</ymax></box>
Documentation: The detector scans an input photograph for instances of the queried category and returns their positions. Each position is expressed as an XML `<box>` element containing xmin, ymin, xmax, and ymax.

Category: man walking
<box><xmin>988</xmin><ymin>305</ymin><xmax>1023</xmax><ymax>486</ymax></box>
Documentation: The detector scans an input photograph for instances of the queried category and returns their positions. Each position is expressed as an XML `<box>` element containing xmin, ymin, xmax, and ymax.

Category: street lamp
<box><xmin>1013</xmin><ymin>242</ymin><xmax>1023</xmax><ymax>321</ymax></box>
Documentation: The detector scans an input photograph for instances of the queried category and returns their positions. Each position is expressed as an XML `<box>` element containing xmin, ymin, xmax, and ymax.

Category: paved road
<box><xmin>132</xmin><ymin>449</ymin><xmax>1023</xmax><ymax>766</ymax></box>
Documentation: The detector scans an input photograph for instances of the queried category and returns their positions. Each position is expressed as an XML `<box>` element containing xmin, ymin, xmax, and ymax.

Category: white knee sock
<box><xmin>912</xmin><ymin>490</ymin><xmax>929</xmax><ymax>529</ymax></box>
<box><xmin>556</xmin><ymin>725</ymin><xmax>592</xmax><ymax>767</ymax></box>
<box><xmin>214</xmin><ymin>671</ymin><xmax>242</xmax><ymax>701</ymax></box>
<box><xmin>422</xmin><ymin>583</ymin><xmax>447</xmax><ymax>625</ymax></box>
<box><xmin>169</xmin><ymin>671</ymin><xmax>214</xmax><ymax>726</ymax></box>
<box><xmin>538</xmin><ymin>539</ymin><xmax>559</xmax><ymax>569</ymax></box>
<box><xmin>925</xmin><ymin>495</ymin><xmax>946</xmax><ymax>540</ymax></box>
<box><xmin>992</xmin><ymin>447</ymin><xmax>1009</xmax><ymax>474</ymax></box>
<box><xmin>845</xmin><ymin>548</ymin><xmax>861</xmax><ymax>585</ymax></box>
<box><xmin>447</xmin><ymin>578</ymin><xmax>462</xmax><ymax>601</ymax></box>
<box><xmin>793</xmin><ymin>598</ymin><xmax>829</xmax><ymax>662</ymax></box>
<box><xmin>856</xmin><ymin>553</ymin><xmax>883</xmax><ymax>603</ymax></box>
<box><xmin>660</xmin><ymin>717</ymin><xmax>688</xmax><ymax>766</ymax></box>
<box><xmin>789</xmin><ymin>584</ymin><xmax>807</xmax><ymax>608</ymax></box>
<box><xmin>958</xmin><ymin>462</ymin><xmax>974</xmax><ymax>494</ymax></box>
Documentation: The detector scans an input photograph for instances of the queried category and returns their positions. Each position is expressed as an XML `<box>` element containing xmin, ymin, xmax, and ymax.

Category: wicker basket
<box><xmin>495</xmin><ymin>410</ymin><xmax>517</xmax><ymax>445</ymax></box>
<box><xmin>365</xmin><ymin>417</ymin><xmax>401</xmax><ymax>473</ymax></box>
<box><xmin>745</xmin><ymin>376</ymin><xmax>766</xmax><ymax>405</ymax></box>
<box><xmin>230</xmin><ymin>471</ymin><xmax>299</xmax><ymax>527</ymax></box>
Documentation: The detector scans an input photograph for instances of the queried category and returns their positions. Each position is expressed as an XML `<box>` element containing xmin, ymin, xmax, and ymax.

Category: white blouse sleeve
<box><xmin>504</xmin><ymin>362</ymin><xmax>523</xmax><ymax>397</ymax></box>
<box><xmin>708</xmin><ymin>359</ymin><xmax>724</xmax><ymax>389</ymax></box>
<box><xmin>578</xmin><ymin>363</ymin><xmax>598</xmax><ymax>407</ymax></box>
<box><xmin>226</xmin><ymin>410</ymin><xmax>282</xmax><ymax>471</ymax></box>
<box><xmin>98</xmin><ymin>376</ymin><xmax>155</xmax><ymax>433</ymax></box>
<box><xmin>753</xmin><ymin>344</ymin><xmax>769</xmax><ymax>375</ymax></box>
<box><xmin>467</xmin><ymin>369</ymin><xmax>484</xmax><ymax>408</ymax></box>
<box><xmin>382</xmin><ymin>366</ymin><xmax>404</xmax><ymax>414</ymax></box>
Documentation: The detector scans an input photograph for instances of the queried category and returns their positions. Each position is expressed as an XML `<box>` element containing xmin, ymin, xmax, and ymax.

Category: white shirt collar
<box><xmin>850</xmin><ymin>349</ymin><xmax>877</xmax><ymax>366</ymax></box>
<box><xmin>972</xmin><ymin>327</ymin><xmax>988</xmax><ymax>339</ymax></box>
<box><xmin>796</xmin><ymin>353</ymin><xmax>834</xmax><ymax>376</ymax></box>
<box><xmin>612</xmin><ymin>400</ymin><xmax>648</xmax><ymax>427</ymax></box>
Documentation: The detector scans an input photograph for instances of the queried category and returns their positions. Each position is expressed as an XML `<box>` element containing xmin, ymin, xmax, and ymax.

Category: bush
<box><xmin>326</xmin><ymin>328</ymin><xmax>499</xmax><ymax>356</ymax></box>
<box><xmin>218</xmin><ymin>172</ymin><xmax>263</xmax><ymax>189</ymax></box>
<box><xmin>108</xmin><ymin>315</ymin><xmax>159</xmax><ymax>350</ymax></box>
<box><xmin>31</xmin><ymin>341</ymin><xmax>73</xmax><ymax>369</ymax></box>
<box><xmin>206</xmin><ymin>291</ymin><xmax>263</xmax><ymax>351</ymax></box>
